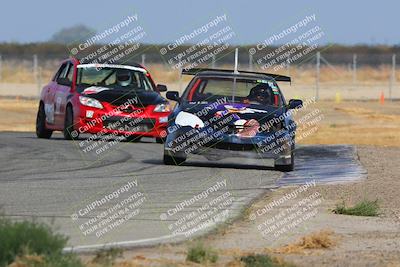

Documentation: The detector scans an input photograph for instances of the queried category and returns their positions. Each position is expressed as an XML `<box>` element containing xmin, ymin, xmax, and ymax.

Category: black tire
<box><xmin>125</xmin><ymin>135</ymin><xmax>142</xmax><ymax>142</ymax></box>
<box><xmin>156</xmin><ymin>137</ymin><xmax>165</xmax><ymax>144</ymax></box>
<box><xmin>63</xmin><ymin>106</ymin><xmax>77</xmax><ymax>140</ymax></box>
<box><xmin>36</xmin><ymin>103</ymin><xmax>53</xmax><ymax>139</ymax></box>
<box><xmin>163</xmin><ymin>152</ymin><xmax>186</xmax><ymax>165</ymax></box>
<box><xmin>275</xmin><ymin>149</ymin><xmax>294</xmax><ymax>172</ymax></box>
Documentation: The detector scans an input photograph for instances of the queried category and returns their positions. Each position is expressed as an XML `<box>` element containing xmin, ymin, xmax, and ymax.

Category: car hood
<box><xmin>180</xmin><ymin>102</ymin><xmax>286</xmax><ymax>123</ymax></box>
<box><xmin>81</xmin><ymin>86</ymin><xmax>166</xmax><ymax>106</ymax></box>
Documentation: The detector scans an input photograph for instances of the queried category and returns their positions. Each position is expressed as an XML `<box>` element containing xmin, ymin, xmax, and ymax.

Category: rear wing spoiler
<box><xmin>181</xmin><ymin>68</ymin><xmax>291</xmax><ymax>82</ymax></box>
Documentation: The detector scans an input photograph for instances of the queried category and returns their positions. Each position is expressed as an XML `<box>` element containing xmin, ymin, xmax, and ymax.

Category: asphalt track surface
<box><xmin>0</xmin><ymin>132</ymin><xmax>366</xmax><ymax>251</ymax></box>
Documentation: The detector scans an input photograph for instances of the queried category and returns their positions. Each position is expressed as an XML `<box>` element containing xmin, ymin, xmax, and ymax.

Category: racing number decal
<box><xmin>55</xmin><ymin>97</ymin><xmax>62</xmax><ymax>114</ymax></box>
<box><xmin>44</xmin><ymin>103</ymin><xmax>54</xmax><ymax>124</ymax></box>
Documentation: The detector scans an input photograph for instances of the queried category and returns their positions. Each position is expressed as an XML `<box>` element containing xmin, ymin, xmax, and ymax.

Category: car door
<box><xmin>54</xmin><ymin>62</ymin><xmax>74</xmax><ymax>127</ymax></box>
<box><xmin>44</xmin><ymin>62</ymin><xmax>68</xmax><ymax>127</ymax></box>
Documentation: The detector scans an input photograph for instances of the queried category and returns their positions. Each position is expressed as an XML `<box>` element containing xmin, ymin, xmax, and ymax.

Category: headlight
<box><xmin>154</xmin><ymin>103</ymin><xmax>171</xmax><ymax>112</ymax></box>
<box><xmin>159</xmin><ymin>116</ymin><xmax>169</xmax><ymax>123</ymax></box>
<box><xmin>175</xmin><ymin>111</ymin><xmax>204</xmax><ymax>128</ymax></box>
<box><xmin>79</xmin><ymin>96</ymin><xmax>103</xmax><ymax>109</ymax></box>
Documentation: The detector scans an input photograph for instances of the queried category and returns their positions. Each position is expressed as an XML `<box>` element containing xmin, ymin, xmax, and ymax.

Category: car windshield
<box><xmin>183</xmin><ymin>77</ymin><xmax>282</xmax><ymax>106</ymax></box>
<box><xmin>76</xmin><ymin>65</ymin><xmax>154</xmax><ymax>93</ymax></box>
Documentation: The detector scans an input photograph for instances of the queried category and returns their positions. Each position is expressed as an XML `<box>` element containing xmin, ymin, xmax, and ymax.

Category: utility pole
<box><xmin>212</xmin><ymin>54</ymin><xmax>216</xmax><ymax>68</ymax></box>
<box><xmin>352</xmin><ymin>54</ymin><xmax>357</xmax><ymax>84</ymax></box>
<box><xmin>316</xmin><ymin>52</ymin><xmax>320</xmax><ymax>101</ymax></box>
<box><xmin>38</xmin><ymin>67</ymin><xmax>42</xmax><ymax>96</ymax></box>
<box><xmin>390</xmin><ymin>54</ymin><xmax>396</xmax><ymax>101</ymax></box>
<box><xmin>33</xmin><ymin>54</ymin><xmax>38</xmax><ymax>85</ymax></box>
<box><xmin>249</xmin><ymin>52</ymin><xmax>253</xmax><ymax>71</ymax></box>
<box><xmin>141</xmin><ymin>54</ymin><xmax>145</xmax><ymax>66</ymax></box>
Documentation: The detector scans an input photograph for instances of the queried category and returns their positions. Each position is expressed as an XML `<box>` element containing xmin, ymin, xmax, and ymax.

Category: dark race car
<box><xmin>163</xmin><ymin>68</ymin><xmax>303</xmax><ymax>171</ymax></box>
<box><xmin>36</xmin><ymin>58</ymin><xmax>171</xmax><ymax>143</ymax></box>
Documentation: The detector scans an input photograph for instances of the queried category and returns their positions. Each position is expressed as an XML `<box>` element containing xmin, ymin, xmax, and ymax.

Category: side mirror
<box><xmin>57</xmin><ymin>77</ymin><xmax>72</xmax><ymax>87</ymax></box>
<box><xmin>156</xmin><ymin>84</ymin><xmax>168</xmax><ymax>92</ymax></box>
<box><xmin>166</xmin><ymin>91</ymin><xmax>180</xmax><ymax>102</ymax></box>
<box><xmin>288</xmin><ymin>99</ymin><xmax>303</xmax><ymax>109</ymax></box>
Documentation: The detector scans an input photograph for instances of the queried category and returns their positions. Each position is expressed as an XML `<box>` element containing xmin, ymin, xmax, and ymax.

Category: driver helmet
<box><xmin>248</xmin><ymin>84</ymin><xmax>272</xmax><ymax>104</ymax></box>
<box><xmin>116</xmin><ymin>69</ymin><xmax>132</xmax><ymax>87</ymax></box>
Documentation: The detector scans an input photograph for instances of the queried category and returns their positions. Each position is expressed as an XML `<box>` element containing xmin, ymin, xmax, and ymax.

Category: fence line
<box><xmin>0</xmin><ymin>54</ymin><xmax>2</xmax><ymax>82</ymax></box>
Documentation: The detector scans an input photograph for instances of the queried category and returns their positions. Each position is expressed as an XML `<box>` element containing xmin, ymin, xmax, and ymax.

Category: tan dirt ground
<box><xmin>1</xmin><ymin>98</ymin><xmax>400</xmax><ymax>143</ymax></box>
<box><xmin>0</xmin><ymin>98</ymin><xmax>37</xmax><ymax>132</ymax></box>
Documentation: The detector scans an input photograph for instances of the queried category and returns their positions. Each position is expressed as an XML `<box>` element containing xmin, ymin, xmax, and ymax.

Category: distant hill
<box><xmin>50</xmin><ymin>25</ymin><xmax>96</xmax><ymax>44</ymax></box>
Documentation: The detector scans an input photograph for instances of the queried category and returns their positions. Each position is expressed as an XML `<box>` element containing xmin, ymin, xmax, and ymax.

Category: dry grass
<box><xmin>1</xmin><ymin>64</ymin><xmax>56</xmax><ymax>84</ymax></box>
<box><xmin>8</xmin><ymin>254</ymin><xmax>45</xmax><ymax>267</ymax></box>
<box><xmin>1</xmin><ymin>99</ymin><xmax>400</xmax><ymax>149</ymax></box>
<box><xmin>111</xmin><ymin>255</ymin><xmax>207</xmax><ymax>267</ymax></box>
<box><xmin>0</xmin><ymin>98</ymin><xmax>37</xmax><ymax>132</ymax></box>
<box><xmin>295</xmin><ymin>101</ymin><xmax>400</xmax><ymax>147</ymax></box>
<box><xmin>273</xmin><ymin>230</ymin><xmax>336</xmax><ymax>254</ymax></box>
<box><xmin>334</xmin><ymin>107</ymin><xmax>400</xmax><ymax>121</ymax></box>
<box><xmin>0</xmin><ymin>61</ymin><xmax>398</xmax><ymax>85</ymax></box>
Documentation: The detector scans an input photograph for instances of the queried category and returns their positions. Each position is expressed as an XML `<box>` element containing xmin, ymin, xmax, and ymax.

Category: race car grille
<box><xmin>119</xmin><ymin>106</ymin><xmax>144</xmax><ymax>114</ymax></box>
<box><xmin>209</xmin><ymin>142</ymin><xmax>256</xmax><ymax>151</ymax></box>
<box><xmin>102</xmin><ymin>116</ymin><xmax>156</xmax><ymax>132</ymax></box>
<box><xmin>226</xmin><ymin>124</ymin><xmax>256</xmax><ymax>134</ymax></box>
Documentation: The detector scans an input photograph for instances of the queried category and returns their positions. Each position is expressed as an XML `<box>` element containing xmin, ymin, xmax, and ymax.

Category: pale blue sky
<box><xmin>0</xmin><ymin>0</ymin><xmax>397</xmax><ymax>45</ymax></box>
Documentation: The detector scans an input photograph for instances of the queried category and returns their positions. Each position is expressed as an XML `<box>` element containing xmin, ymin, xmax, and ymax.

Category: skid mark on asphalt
<box><xmin>277</xmin><ymin>145</ymin><xmax>367</xmax><ymax>186</ymax></box>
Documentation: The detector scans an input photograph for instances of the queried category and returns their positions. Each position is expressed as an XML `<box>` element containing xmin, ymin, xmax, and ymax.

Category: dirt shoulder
<box><xmin>103</xmin><ymin>146</ymin><xmax>400</xmax><ymax>267</ymax></box>
<box><xmin>205</xmin><ymin>145</ymin><xmax>400</xmax><ymax>267</ymax></box>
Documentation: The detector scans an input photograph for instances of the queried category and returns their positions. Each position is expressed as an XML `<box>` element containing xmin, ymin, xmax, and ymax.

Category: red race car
<box><xmin>36</xmin><ymin>58</ymin><xmax>171</xmax><ymax>143</ymax></box>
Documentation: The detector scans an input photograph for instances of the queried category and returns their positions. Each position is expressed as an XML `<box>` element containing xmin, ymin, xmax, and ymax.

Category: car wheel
<box><xmin>36</xmin><ymin>103</ymin><xmax>53</xmax><ymax>139</ymax></box>
<box><xmin>63</xmin><ymin>106</ymin><xmax>77</xmax><ymax>140</ymax></box>
<box><xmin>125</xmin><ymin>135</ymin><xmax>141</xmax><ymax>142</ymax></box>
<box><xmin>274</xmin><ymin>145</ymin><xmax>295</xmax><ymax>172</ymax></box>
<box><xmin>163</xmin><ymin>151</ymin><xmax>186</xmax><ymax>165</ymax></box>
<box><xmin>156</xmin><ymin>137</ymin><xmax>165</xmax><ymax>144</ymax></box>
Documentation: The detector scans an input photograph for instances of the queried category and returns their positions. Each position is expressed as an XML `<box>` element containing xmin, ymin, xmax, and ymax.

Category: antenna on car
<box><xmin>232</xmin><ymin>48</ymin><xmax>239</xmax><ymax>102</ymax></box>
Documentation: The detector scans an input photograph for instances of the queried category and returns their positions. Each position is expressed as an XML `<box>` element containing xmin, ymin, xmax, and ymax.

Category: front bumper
<box><xmin>165</xmin><ymin>126</ymin><xmax>294</xmax><ymax>162</ymax></box>
<box><xmin>76</xmin><ymin>107</ymin><xmax>169</xmax><ymax>138</ymax></box>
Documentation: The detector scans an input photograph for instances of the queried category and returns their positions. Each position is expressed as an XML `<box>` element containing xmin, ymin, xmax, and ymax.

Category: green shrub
<box><xmin>0</xmin><ymin>216</ymin><xmax>82</xmax><ymax>267</ymax></box>
<box><xmin>11</xmin><ymin>253</ymin><xmax>83</xmax><ymax>267</ymax></box>
<box><xmin>240</xmin><ymin>254</ymin><xmax>295</xmax><ymax>267</ymax></box>
<box><xmin>333</xmin><ymin>200</ymin><xmax>380</xmax><ymax>216</ymax></box>
<box><xmin>186</xmin><ymin>242</ymin><xmax>218</xmax><ymax>264</ymax></box>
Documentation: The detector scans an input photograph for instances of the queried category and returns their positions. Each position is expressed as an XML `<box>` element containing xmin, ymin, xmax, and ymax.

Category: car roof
<box><xmin>76</xmin><ymin>63</ymin><xmax>147</xmax><ymax>73</ymax></box>
<box><xmin>194</xmin><ymin>71</ymin><xmax>273</xmax><ymax>80</ymax></box>
<box><xmin>182</xmin><ymin>68</ymin><xmax>291</xmax><ymax>82</ymax></box>
<box><xmin>106</xmin><ymin>60</ymin><xmax>143</xmax><ymax>68</ymax></box>
<box><xmin>70</xmin><ymin>57</ymin><xmax>144</xmax><ymax>68</ymax></box>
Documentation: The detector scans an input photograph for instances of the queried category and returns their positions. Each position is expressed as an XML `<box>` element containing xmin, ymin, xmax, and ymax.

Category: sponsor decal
<box><xmin>82</xmin><ymin>86</ymin><xmax>110</xmax><ymax>95</ymax></box>
<box><xmin>44</xmin><ymin>103</ymin><xmax>54</xmax><ymax>123</ymax></box>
